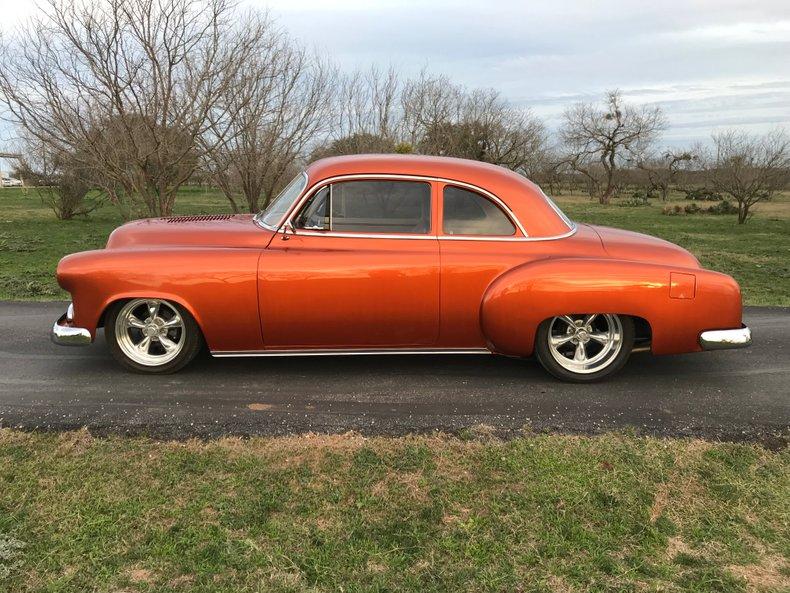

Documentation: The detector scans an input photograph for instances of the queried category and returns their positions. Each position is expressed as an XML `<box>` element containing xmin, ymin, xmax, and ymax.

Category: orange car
<box><xmin>51</xmin><ymin>155</ymin><xmax>751</xmax><ymax>381</ymax></box>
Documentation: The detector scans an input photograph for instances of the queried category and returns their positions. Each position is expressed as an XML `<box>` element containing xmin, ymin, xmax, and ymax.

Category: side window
<box><xmin>294</xmin><ymin>186</ymin><xmax>329</xmax><ymax>230</ymax></box>
<box><xmin>442</xmin><ymin>186</ymin><xmax>516</xmax><ymax>236</ymax></box>
<box><xmin>296</xmin><ymin>180</ymin><xmax>432</xmax><ymax>234</ymax></box>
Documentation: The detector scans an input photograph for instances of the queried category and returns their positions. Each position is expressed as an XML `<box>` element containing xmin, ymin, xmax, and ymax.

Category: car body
<box><xmin>1</xmin><ymin>176</ymin><xmax>22</xmax><ymax>187</ymax></box>
<box><xmin>51</xmin><ymin>154</ymin><xmax>751</xmax><ymax>380</ymax></box>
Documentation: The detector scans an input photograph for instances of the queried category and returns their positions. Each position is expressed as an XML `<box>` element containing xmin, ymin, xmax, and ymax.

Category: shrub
<box><xmin>662</xmin><ymin>204</ymin><xmax>686</xmax><ymax>216</ymax></box>
<box><xmin>682</xmin><ymin>188</ymin><xmax>723</xmax><ymax>201</ymax></box>
<box><xmin>707</xmin><ymin>199</ymin><xmax>739</xmax><ymax>215</ymax></box>
<box><xmin>619</xmin><ymin>188</ymin><xmax>654</xmax><ymax>207</ymax></box>
<box><xmin>684</xmin><ymin>202</ymin><xmax>702</xmax><ymax>214</ymax></box>
<box><xmin>663</xmin><ymin>200</ymin><xmax>739</xmax><ymax>216</ymax></box>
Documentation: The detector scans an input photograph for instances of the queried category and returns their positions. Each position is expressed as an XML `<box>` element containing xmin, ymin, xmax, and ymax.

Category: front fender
<box><xmin>480</xmin><ymin>258</ymin><xmax>742</xmax><ymax>357</ymax></box>
<box><xmin>56</xmin><ymin>247</ymin><xmax>263</xmax><ymax>351</ymax></box>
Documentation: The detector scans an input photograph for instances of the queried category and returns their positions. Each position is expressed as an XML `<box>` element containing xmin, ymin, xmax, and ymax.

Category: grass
<box><xmin>0</xmin><ymin>185</ymin><xmax>788</xmax><ymax>305</ymax></box>
<box><xmin>0</xmin><ymin>430</ymin><xmax>787</xmax><ymax>592</ymax></box>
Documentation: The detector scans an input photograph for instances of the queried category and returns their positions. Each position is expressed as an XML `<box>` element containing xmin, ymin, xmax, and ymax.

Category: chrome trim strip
<box><xmin>211</xmin><ymin>347</ymin><xmax>492</xmax><ymax>358</ymax></box>
<box><xmin>283</xmin><ymin>173</ymin><xmax>528</xmax><ymax>237</ymax></box>
<box><xmin>292</xmin><ymin>230</ymin><xmax>437</xmax><ymax>240</ymax></box>
<box><xmin>539</xmin><ymin>189</ymin><xmax>575</xmax><ymax>232</ymax></box>
<box><xmin>255</xmin><ymin>171</ymin><xmax>309</xmax><ymax>231</ymax></box>
<box><xmin>699</xmin><ymin>326</ymin><xmax>752</xmax><ymax>351</ymax></box>
<box><xmin>277</xmin><ymin>172</ymin><xmax>578</xmax><ymax>243</ymax></box>
<box><xmin>51</xmin><ymin>304</ymin><xmax>92</xmax><ymax>346</ymax></box>
<box><xmin>439</xmin><ymin>224</ymin><xmax>578</xmax><ymax>242</ymax></box>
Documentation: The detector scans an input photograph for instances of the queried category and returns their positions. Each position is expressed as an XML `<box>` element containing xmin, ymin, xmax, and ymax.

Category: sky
<box><xmin>1</xmin><ymin>0</ymin><xmax>789</xmax><ymax>171</ymax></box>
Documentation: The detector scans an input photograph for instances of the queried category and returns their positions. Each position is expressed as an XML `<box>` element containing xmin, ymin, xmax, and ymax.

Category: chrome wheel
<box><xmin>547</xmin><ymin>314</ymin><xmax>623</xmax><ymax>375</ymax></box>
<box><xmin>114</xmin><ymin>299</ymin><xmax>185</xmax><ymax>366</ymax></box>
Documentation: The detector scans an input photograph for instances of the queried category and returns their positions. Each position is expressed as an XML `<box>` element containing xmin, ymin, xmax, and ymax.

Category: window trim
<box><xmin>304</xmin><ymin>175</ymin><xmax>436</xmax><ymax>239</ymax></box>
<box><xmin>285</xmin><ymin>174</ymin><xmax>536</xmax><ymax>240</ymax></box>
<box><xmin>440</xmin><ymin>183</ymin><xmax>519</xmax><ymax>238</ymax></box>
<box><xmin>255</xmin><ymin>171</ymin><xmax>309</xmax><ymax>231</ymax></box>
<box><xmin>281</xmin><ymin>173</ymin><xmax>578</xmax><ymax>242</ymax></box>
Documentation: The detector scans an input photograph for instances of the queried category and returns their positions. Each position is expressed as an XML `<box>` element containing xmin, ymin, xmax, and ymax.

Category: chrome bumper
<box><xmin>699</xmin><ymin>325</ymin><xmax>751</xmax><ymax>351</ymax></box>
<box><xmin>51</xmin><ymin>303</ymin><xmax>92</xmax><ymax>346</ymax></box>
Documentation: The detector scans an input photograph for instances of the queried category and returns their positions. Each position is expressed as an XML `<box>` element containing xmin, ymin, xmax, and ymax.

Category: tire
<box><xmin>105</xmin><ymin>298</ymin><xmax>203</xmax><ymax>374</ymax></box>
<box><xmin>534</xmin><ymin>313</ymin><xmax>634</xmax><ymax>383</ymax></box>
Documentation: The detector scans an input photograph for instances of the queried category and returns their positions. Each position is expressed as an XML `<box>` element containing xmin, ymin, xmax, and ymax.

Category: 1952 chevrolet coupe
<box><xmin>51</xmin><ymin>155</ymin><xmax>751</xmax><ymax>381</ymax></box>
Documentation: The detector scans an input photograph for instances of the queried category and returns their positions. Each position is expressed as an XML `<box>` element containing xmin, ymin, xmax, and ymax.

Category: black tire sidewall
<box><xmin>534</xmin><ymin>315</ymin><xmax>635</xmax><ymax>383</ymax></box>
<box><xmin>105</xmin><ymin>299</ymin><xmax>203</xmax><ymax>374</ymax></box>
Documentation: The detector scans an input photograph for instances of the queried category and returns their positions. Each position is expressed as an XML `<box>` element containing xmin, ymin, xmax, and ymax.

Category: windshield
<box><xmin>258</xmin><ymin>172</ymin><xmax>308</xmax><ymax>229</ymax></box>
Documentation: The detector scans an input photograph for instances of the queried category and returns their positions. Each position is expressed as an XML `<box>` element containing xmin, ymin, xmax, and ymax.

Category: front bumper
<box><xmin>51</xmin><ymin>303</ymin><xmax>92</xmax><ymax>346</ymax></box>
<box><xmin>699</xmin><ymin>325</ymin><xmax>751</xmax><ymax>351</ymax></box>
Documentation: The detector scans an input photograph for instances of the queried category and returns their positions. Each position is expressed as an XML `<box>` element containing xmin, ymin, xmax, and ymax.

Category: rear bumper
<box><xmin>699</xmin><ymin>325</ymin><xmax>751</xmax><ymax>351</ymax></box>
<box><xmin>51</xmin><ymin>303</ymin><xmax>92</xmax><ymax>346</ymax></box>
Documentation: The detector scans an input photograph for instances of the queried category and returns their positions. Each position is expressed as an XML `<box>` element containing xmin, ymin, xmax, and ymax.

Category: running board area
<box><xmin>211</xmin><ymin>347</ymin><xmax>492</xmax><ymax>358</ymax></box>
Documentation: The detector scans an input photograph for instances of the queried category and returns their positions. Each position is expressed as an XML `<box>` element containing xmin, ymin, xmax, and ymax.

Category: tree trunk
<box><xmin>599</xmin><ymin>151</ymin><xmax>615</xmax><ymax>204</ymax></box>
<box><xmin>737</xmin><ymin>202</ymin><xmax>749</xmax><ymax>224</ymax></box>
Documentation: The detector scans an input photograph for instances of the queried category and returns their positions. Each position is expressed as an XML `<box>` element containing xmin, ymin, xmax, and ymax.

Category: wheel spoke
<box><xmin>559</xmin><ymin>315</ymin><xmax>577</xmax><ymax>328</ymax></box>
<box><xmin>147</xmin><ymin>300</ymin><xmax>160</xmax><ymax>319</ymax></box>
<box><xmin>136</xmin><ymin>336</ymin><xmax>152</xmax><ymax>355</ymax></box>
<box><xmin>550</xmin><ymin>334</ymin><xmax>575</xmax><ymax>347</ymax></box>
<box><xmin>162</xmin><ymin>314</ymin><xmax>182</xmax><ymax>328</ymax></box>
<box><xmin>588</xmin><ymin>332</ymin><xmax>610</xmax><ymax>345</ymax></box>
<box><xmin>127</xmin><ymin>314</ymin><xmax>146</xmax><ymax>329</ymax></box>
<box><xmin>158</xmin><ymin>335</ymin><xmax>178</xmax><ymax>352</ymax></box>
<box><xmin>583</xmin><ymin>313</ymin><xmax>598</xmax><ymax>326</ymax></box>
<box><xmin>573</xmin><ymin>342</ymin><xmax>587</xmax><ymax>362</ymax></box>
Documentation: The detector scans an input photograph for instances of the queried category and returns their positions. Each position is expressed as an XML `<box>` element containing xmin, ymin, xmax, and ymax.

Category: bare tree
<box><xmin>407</xmin><ymin>80</ymin><xmax>546</xmax><ymax>173</ymax></box>
<box><xmin>204</xmin><ymin>16</ymin><xmax>335</xmax><ymax>213</ymax></box>
<box><xmin>635</xmin><ymin>149</ymin><xmax>697</xmax><ymax>201</ymax></box>
<box><xmin>709</xmin><ymin>129</ymin><xmax>790</xmax><ymax>223</ymax></box>
<box><xmin>15</xmin><ymin>137</ymin><xmax>100</xmax><ymax>219</ymax></box>
<box><xmin>330</xmin><ymin>66</ymin><xmax>403</xmax><ymax>146</ymax></box>
<box><xmin>400</xmin><ymin>71</ymin><xmax>464</xmax><ymax>148</ymax></box>
<box><xmin>0</xmin><ymin>0</ymin><xmax>262</xmax><ymax>217</ymax></box>
<box><xmin>561</xmin><ymin>90</ymin><xmax>666</xmax><ymax>204</ymax></box>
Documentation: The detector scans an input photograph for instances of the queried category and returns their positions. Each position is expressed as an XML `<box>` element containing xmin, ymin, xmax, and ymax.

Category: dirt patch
<box><xmin>55</xmin><ymin>428</ymin><xmax>93</xmax><ymax>456</ymax></box>
<box><xmin>371</xmin><ymin>471</ymin><xmax>427</xmax><ymax>502</ymax></box>
<box><xmin>127</xmin><ymin>567</ymin><xmax>153</xmax><ymax>583</ymax></box>
<box><xmin>665</xmin><ymin>536</ymin><xmax>693</xmax><ymax>560</ymax></box>
<box><xmin>247</xmin><ymin>403</ymin><xmax>274</xmax><ymax>411</ymax></box>
<box><xmin>728</xmin><ymin>555</ymin><xmax>789</xmax><ymax>592</ymax></box>
<box><xmin>169</xmin><ymin>574</ymin><xmax>195</xmax><ymax>588</ymax></box>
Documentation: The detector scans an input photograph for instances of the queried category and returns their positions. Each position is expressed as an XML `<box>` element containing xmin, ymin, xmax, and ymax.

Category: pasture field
<box><xmin>0</xmin><ymin>430</ymin><xmax>788</xmax><ymax>593</ymax></box>
<box><xmin>1</xmin><ymin>186</ymin><xmax>788</xmax><ymax>305</ymax></box>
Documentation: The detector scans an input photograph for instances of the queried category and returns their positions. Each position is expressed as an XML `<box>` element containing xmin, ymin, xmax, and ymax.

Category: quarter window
<box><xmin>295</xmin><ymin>180</ymin><xmax>431</xmax><ymax>234</ymax></box>
<box><xmin>442</xmin><ymin>186</ymin><xmax>516</xmax><ymax>236</ymax></box>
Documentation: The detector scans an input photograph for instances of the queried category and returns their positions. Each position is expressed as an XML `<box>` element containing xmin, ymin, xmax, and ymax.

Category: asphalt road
<box><xmin>0</xmin><ymin>302</ymin><xmax>788</xmax><ymax>444</ymax></box>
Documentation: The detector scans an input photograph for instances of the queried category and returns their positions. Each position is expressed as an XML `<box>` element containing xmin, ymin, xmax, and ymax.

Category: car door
<box><xmin>258</xmin><ymin>177</ymin><xmax>440</xmax><ymax>349</ymax></box>
<box><xmin>437</xmin><ymin>182</ymin><xmax>537</xmax><ymax>348</ymax></box>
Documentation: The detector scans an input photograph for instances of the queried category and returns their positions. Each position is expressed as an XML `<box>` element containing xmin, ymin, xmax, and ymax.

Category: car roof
<box><xmin>305</xmin><ymin>154</ymin><xmax>573</xmax><ymax>238</ymax></box>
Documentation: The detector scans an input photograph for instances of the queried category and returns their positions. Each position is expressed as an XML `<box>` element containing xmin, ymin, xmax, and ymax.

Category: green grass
<box><xmin>1</xmin><ymin>186</ymin><xmax>788</xmax><ymax>305</ymax></box>
<box><xmin>0</xmin><ymin>430</ymin><xmax>787</xmax><ymax>592</ymax></box>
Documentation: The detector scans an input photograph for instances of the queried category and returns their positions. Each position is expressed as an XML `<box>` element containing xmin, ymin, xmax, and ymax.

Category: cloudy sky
<box><xmin>2</xmin><ymin>0</ymin><xmax>789</xmax><ymax>157</ymax></box>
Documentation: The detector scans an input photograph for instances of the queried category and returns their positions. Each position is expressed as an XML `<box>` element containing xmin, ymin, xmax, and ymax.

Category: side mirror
<box><xmin>281</xmin><ymin>221</ymin><xmax>297</xmax><ymax>241</ymax></box>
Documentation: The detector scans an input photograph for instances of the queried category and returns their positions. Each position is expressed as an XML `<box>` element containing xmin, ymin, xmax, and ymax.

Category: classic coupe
<box><xmin>51</xmin><ymin>155</ymin><xmax>751</xmax><ymax>381</ymax></box>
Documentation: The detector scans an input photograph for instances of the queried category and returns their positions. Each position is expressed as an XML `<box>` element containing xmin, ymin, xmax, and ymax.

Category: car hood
<box><xmin>588</xmin><ymin>224</ymin><xmax>700</xmax><ymax>269</ymax></box>
<box><xmin>105</xmin><ymin>214</ymin><xmax>272</xmax><ymax>249</ymax></box>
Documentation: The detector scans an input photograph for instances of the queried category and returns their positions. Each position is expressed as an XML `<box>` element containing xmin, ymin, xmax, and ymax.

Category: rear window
<box><xmin>442</xmin><ymin>186</ymin><xmax>516</xmax><ymax>236</ymax></box>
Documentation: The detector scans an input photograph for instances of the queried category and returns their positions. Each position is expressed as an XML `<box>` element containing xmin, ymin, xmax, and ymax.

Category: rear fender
<box><xmin>480</xmin><ymin>258</ymin><xmax>742</xmax><ymax>357</ymax></box>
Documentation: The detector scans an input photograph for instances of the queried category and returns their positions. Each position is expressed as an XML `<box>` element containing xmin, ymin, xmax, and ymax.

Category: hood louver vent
<box><xmin>165</xmin><ymin>214</ymin><xmax>233</xmax><ymax>223</ymax></box>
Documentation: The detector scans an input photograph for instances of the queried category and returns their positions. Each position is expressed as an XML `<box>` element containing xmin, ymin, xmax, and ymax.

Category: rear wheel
<box><xmin>106</xmin><ymin>298</ymin><xmax>202</xmax><ymax>373</ymax></box>
<box><xmin>534</xmin><ymin>313</ymin><xmax>634</xmax><ymax>382</ymax></box>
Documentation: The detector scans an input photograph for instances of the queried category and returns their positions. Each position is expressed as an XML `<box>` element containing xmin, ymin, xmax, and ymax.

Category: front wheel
<box><xmin>534</xmin><ymin>313</ymin><xmax>634</xmax><ymax>382</ymax></box>
<box><xmin>105</xmin><ymin>298</ymin><xmax>203</xmax><ymax>374</ymax></box>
